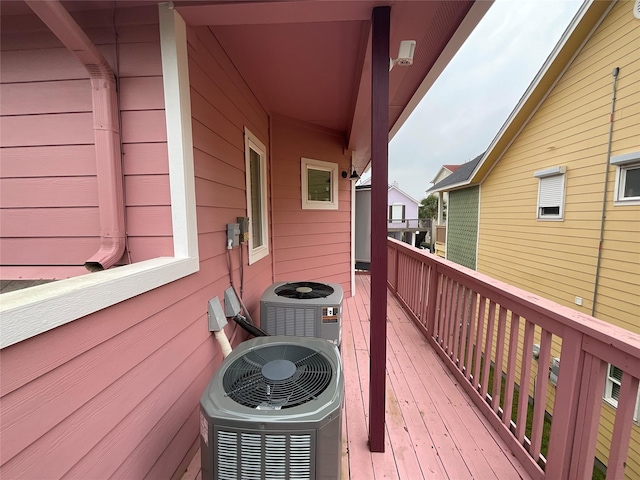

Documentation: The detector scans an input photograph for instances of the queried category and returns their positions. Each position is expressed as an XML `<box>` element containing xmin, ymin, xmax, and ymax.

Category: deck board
<box><xmin>181</xmin><ymin>274</ymin><xmax>531</xmax><ymax>480</ymax></box>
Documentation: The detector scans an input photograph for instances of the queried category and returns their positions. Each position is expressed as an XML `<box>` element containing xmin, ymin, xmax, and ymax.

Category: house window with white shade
<box><xmin>612</xmin><ymin>151</ymin><xmax>640</xmax><ymax>206</ymax></box>
<box><xmin>604</xmin><ymin>364</ymin><xmax>640</xmax><ymax>423</ymax></box>
<box><xmin>534</xmin><ymin>166</ymin><xmax>566</xmax><ymax>220</ymax></box>
<box><xmin>389</xmin><ymin>203</ymin><xmax>405</xmax><ymax>223</ymax></box>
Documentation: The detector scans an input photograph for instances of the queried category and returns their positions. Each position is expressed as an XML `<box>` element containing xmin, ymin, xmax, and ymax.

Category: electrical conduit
<box><xmin>27</xmin><ymin>1</ymin><xmax>126</xmax><ymax>272</ymax></box>
<box><xmin>591</xmin><ymin>67</ymin><xmax>619</xmax><ymax>317</ymax></box>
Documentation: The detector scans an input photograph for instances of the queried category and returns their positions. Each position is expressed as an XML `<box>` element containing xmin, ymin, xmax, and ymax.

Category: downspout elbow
<box><xmin>85</xmin><ymin>235</ymin><xmax>126</xmax><ymax>272</ymax></box>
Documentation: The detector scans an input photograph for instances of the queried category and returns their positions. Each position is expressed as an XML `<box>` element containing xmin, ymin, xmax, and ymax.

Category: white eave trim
<box><xmin>0</xmin><ymin>3</ymin><xmax>198</xmax><ymax>349</ymax></box>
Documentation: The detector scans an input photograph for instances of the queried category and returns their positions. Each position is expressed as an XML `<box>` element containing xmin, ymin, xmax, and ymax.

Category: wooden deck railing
<box><xmin>387</xmin><ymin>238</ymin><xmax>640</xmax><ymax>480</ymax></box>
<box><xmin>387</xmin><ymin>218</ymin><xmax>431</xmax><ymax>230</ymax></box>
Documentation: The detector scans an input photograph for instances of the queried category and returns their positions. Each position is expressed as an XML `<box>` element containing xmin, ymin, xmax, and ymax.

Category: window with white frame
<box><xmin>389</xmin><ymin>204</ymin><xmax>405</xmax><ymax>223</ymax></box>
<box><xmin>534</xmin><ymin>166</ymin><xmax>566</xmax><ymax>220</ymax></box>
<box><xmin>301</xmin><ymin>158</ymin><xmax>339</xmax><ymax>210</ymax></box>
<box><xmin>244</xmin><ymin>127</ymin><xmax>269</xmax><ymax>265</ymax></box>
<box><xmin>612</xmin><ymin>151</ymin><xmax>640</xmax><ymax>205</ymax></box>
<box><xmin>604</xmin><ymin>364</ymin><xmax>640</xmax><ymax>423</ymax></box>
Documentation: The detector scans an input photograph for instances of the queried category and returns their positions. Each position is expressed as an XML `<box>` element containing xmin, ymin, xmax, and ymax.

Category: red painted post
<box><xmin>369</xmin><ymin>5</ymin><xmax>390</xmax><ymax>453</ymax></box>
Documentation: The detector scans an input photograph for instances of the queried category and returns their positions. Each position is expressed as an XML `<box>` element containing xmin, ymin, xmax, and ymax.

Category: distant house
<box><xmin>427</xmin><ymin>153</ymin><xmax>483</xmax><ymax>264</ymax></box>
<box><xmin>355</xmin><ymin>181</ymin><xmax>428</xmax><ymax>269</ymax></box>
<box><xmin>430</xmin><ymin>0</ymin><xmax>640</xmax><ymax>476</ymax></box>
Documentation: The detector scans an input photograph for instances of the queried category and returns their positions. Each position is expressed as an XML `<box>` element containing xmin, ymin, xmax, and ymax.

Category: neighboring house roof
<box><xmin>427</xmin><ymin>153</ymin><xmax>484</xmax><ymax>194</ymax></box>
<box><xmin>388</xmin><ymin>183</ymin><xmax>420</xmax><ymax>205</ymax></box>
<box><xmin>355</xmin><ymin>181</ymin><xmax>421</xmax><ymax>205</ymax></box>
<box><xmin>438</xmin><ymin>0</ymin><xmax>612</xmax><ymax>191</ymax></box>
<box><xmin>430</xmin><ymin>164</ymin><xmax>460</xmax><ymax>184</ymax></box>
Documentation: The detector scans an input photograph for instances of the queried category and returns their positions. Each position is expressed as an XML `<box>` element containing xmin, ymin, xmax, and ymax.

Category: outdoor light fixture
<box><xmin>342</xmin><ymin>165</ymin><xmax>360</xmax><ymax>180</ymax></box>
<box><xmin>389</xmin><ymin>40</ymin><xmax>416</xmax><ymax>71</ymax></box>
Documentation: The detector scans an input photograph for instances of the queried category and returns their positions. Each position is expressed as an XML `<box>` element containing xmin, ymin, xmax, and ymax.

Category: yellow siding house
<box><xmin>444</xmin><ymin>0</ymin><xmax>639</xmax><ymax>477</ymax></box>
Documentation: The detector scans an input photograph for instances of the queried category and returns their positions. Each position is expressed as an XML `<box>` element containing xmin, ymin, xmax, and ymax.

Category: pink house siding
<box><xmin>0</xmin><ymin>5</ymin><xmax>173</xmax><ymax>280</ymax></box>
<box><xmin>271</xmin><ymin>116</ymin><xmax>352</xmax><ymax>296</ymax></box>
<box><xmin>189</xmin><ymin>24</ymin><xmax>274</xmax><ymax>319</ymax></box>
<box><xmin>0</xmin><ymin>6</ymin><xmax>286</xmax><ymax>477</ymax></box>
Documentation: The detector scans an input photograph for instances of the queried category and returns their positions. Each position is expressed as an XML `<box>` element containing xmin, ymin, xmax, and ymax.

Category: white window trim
<box><xmin>604</xmin><ymin>364</ymin><xmax>640</xmax><ymax>423</ymax></box>
<box><xmin>612</xmin><ymin>151</ymin><xmax>640</xmax><ymax>206</ymax></box>
<box><xmin>390</xmin><ymin>203</ymin><xmax>405</xmax><ymax>223</ymax></box>
<box><xmin>534</xmin><ymin>166</ymin><xmax>566</xmax><ymax>221</ymax></box>
<box><xmin>244</xmin><ymin>127</ymin><xmax>269</xmax><ymax>265</ymax></box>
<box><xmin>0</xmin><ymin>4</ymin><xmax>199</xmax><ymax>349</ymax></box>
<box><xmin>301</xmin><ymin>158</ymin><xmax>339</xmax><ymax>210</ymax></box>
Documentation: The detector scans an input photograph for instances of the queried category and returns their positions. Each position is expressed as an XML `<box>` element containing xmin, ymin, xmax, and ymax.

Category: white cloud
<box><xmin>387</xmin><ymin>0</ymin><xmax>584</xmax><ymax>200</ymax></box>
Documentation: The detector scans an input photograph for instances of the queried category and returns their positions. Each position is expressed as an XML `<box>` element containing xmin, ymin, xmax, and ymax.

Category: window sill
<box><xmin>0</xmin><ymin>256</ymin><xmax>199</xmax><ymax>349</ymax></box>
<box><xmin>613</xmin><ymin>199</ymin><xmax>640</xmax><ymax>206</ymax></box>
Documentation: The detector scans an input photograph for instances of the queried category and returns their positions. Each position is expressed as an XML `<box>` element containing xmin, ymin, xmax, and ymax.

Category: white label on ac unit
<box><xmin>327</xmin><ymin>307</ymin><xmax>334</xmax><ymax>316</ymax></box>
<box><xmin>200</xmin><ymin>411</ymin><xmax>208</xmax><ymax>446</ymax></box>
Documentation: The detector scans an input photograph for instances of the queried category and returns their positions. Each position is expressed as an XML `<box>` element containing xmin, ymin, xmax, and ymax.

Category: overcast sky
<box><xmin>376</xmin><ymin>0</ymin><xmax>584</xmax><ymax>201</ymax></box>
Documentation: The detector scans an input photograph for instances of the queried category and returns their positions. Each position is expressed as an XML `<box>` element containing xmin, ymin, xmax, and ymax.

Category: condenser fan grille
<box><xmin>222</xmin><ymin>344</ymin><xmax>333</xmax><ymax>409</ymax></box>
<box><xmin>274</xmin><ymin>282</ymin><xmax>334</xmax><ymax>300</ymax></box>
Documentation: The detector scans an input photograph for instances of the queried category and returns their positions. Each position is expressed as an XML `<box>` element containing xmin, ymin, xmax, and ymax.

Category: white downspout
<box><xmin>27</xmin><ymin>1</ymin><xmax>126</xmax><ymax>272</ymax></box>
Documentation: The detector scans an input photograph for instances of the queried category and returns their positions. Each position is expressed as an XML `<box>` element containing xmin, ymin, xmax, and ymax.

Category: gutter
<box><xmin>27</xmin><ymin>1</ymin><xmax>126</xmax><ymax>272</ymax></box>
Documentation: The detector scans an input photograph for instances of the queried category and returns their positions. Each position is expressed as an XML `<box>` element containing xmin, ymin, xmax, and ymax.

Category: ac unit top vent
<box><xmin>274</xmin><ymin>281</ymin><xmax>334</xmax><ymax>300</ymax></box>
<box><xmin>223</xmin><ymin>343</ymin><xmax>332</xmax><ymax>409</ymax></box>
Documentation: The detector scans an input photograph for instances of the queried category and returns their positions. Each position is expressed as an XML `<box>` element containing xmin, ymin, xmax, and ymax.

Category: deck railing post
<box><xmin>544</xmin><ymin>328</ymin><xmax>586</xmax><ymax>479</ymax></box>
<box><xmin>393</xmin><ymin>243</ymin><xmax>399</xmax><ymax>295</ymax></box>
<box><xmin>426</xmin><ymin>262</ymin><xmax>439</xmax><ymax>338</ymax></box>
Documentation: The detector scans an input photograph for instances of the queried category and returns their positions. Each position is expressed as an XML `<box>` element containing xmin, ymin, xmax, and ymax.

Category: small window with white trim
<box><xmin>388</xmin><ymin>203</ymin><xmax>405</xmax><ymax>223</ymax></box>
<box><xmin>612</xmin><ymin>151</ymin><xmax>640</xmax><ymax>205</ymax></box>
<box><xmin>244</xmin><ymin>127</ymin><xmax>269</xmax><ymax>264</ymax></box>
<box><xmin>301</xmin><ymin>158</ymin><xmax>339</xmax><ymax>210</ymax></box>
<box><xmin>534</xmin><ymin>166</ymin><xmax>566</xmax><ymax>220</ymax></box>
<box><xmin>604</xmin><ymin>364</ymin><xmax>640</xmax><ymax>423</ymax></box>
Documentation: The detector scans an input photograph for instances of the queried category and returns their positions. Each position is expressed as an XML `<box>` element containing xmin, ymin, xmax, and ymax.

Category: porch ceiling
<box><xmin>175</xmin><ymin>0</ymin><xmax>488</xmax><ymax>171</ymax></box>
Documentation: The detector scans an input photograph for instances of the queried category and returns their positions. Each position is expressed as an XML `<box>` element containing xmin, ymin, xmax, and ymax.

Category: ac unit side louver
<box><xmin>200</xmin><ymin>336</ymin><xmax>343</xmax><ymax>480</ymax></box>
<box><xmin>260</xmin><ymin>282</ymin><xmax>343</xmax><ymax>347</ymax></box>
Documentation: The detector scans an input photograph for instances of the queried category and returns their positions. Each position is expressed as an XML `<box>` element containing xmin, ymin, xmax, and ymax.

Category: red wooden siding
<box><xmin>270</xmin><ymin>115</ymin><xmax>352</xmax><ymax>295</ymax></box>
<box><xmin>0</xmin><ymin>5</ymin><xmax>172</xmax><ymax>279</ymax></box>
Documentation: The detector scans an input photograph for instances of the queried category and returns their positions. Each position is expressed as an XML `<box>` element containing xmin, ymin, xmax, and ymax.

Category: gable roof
<box><xmin>388</xmin><ymin>183</ymin><xmax>420</xmax><ymax>205</ymax></box>
<box><xmin>444</xmin><ymin>164</ymin><xmax>462</xmax><ymax>172</ymax></box>
<box><xmin>439</xmin><ymin>0</ymin><xmax>613</xmax><ymax>191</ymax></box>
<box><xmin>426</xmin><ymin>153</ymin><xmax>484</xmax><ymax>194</ymax></box>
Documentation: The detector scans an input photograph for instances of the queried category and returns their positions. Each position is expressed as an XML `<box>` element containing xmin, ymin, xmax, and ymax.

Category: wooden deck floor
<box><xmin>181</xmin><ymin>274</ymin><xmax>531</xmax><ymax>480</ymax></box>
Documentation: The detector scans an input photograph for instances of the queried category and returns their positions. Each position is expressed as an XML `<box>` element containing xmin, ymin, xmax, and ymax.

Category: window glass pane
<box><xmin>612</xmin><ymin>383</ymin><xmax>621</xmax><ymax>401</ymax></box>
<box><xmin>540</xmin><ymin>206</ymin><xmax>560</xmax><ymax>216</ymax></box>
<box><xmin>307</xmin><ymin>168</ymin><xmax>332</xmax><ymax>202</ymax></box>
<box><xmin>623</xmin><ymin>166</ymin><xmax>640</xmax><ymax>198</ymax></box>
<box><xmin>610</xmin><ymin>365</ymin><xmax>623</xmax><ymax>382</ymax></box>
<box><xmin>250</xmin><ymin>148</ymin><xmax>263</xmax><ymax>248</ymax></box>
